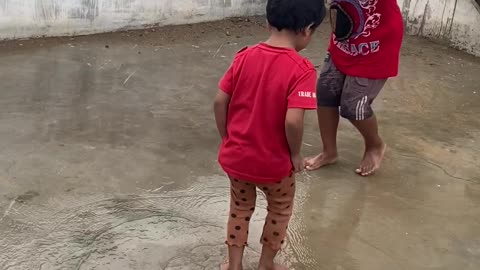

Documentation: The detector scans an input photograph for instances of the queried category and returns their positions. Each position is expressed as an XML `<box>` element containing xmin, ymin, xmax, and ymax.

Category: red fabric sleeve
<box><xmin>219</xmin><ymin>63</ymin><xmax>234</xmax><ymax>95</ymax></box>
<box><xmin>287</xmin><ymin>69</ymin><xmax>318</xmax><ymax>109</ymax></box>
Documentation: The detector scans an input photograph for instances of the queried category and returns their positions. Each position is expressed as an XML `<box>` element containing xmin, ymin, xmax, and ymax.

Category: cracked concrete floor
<box><xmin>0</xmin><ymin>18</ymin><xmax>479</xmax><ymax>270</ymax></box>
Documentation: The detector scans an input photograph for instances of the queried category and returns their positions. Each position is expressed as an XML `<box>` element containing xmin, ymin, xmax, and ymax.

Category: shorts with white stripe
<box><xmin>316</xmin><ymin>54</ymin><xmax>387</xmax><ymax>121</ymax></box>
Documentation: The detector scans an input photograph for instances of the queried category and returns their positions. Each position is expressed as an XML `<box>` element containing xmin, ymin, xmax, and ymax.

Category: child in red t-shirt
<box><xmin>305</xmin><ymin>0</ymin><xmax>404</xmax><ymax>176</ymax></box>
<box><xmin>214</xmin><ymin>1</ymin><xmax>325</xmax><ymax>269</ymax></box>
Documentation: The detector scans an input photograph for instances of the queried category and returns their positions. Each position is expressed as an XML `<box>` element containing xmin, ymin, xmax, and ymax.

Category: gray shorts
<box><xmin>316</xmin><ymin>54</ymin><xmax>387</xmax><ymax>120</ymax></box>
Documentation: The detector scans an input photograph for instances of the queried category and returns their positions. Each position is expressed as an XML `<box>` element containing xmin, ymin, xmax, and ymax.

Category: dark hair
<box><xmin>267</xmin><ymin>0</ymin><xmax>326</xmax><ymax>32</ymax></box>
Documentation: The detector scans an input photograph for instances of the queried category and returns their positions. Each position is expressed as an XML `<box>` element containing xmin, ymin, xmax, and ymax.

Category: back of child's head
<box><xmin>267</xmin><ymin>0</ymin><xmax>326</xmax><ymax>33</ymax></box>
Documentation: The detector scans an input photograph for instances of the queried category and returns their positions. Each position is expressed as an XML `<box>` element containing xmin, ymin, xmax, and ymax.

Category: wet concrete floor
<box><xmin>0</xmin><ymin>18</ymin><xmax>479</xmax><ymax>270</ymax></box>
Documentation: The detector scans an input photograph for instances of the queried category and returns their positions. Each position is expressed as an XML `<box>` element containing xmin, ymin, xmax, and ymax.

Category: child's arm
<box><xmin>285</xmin><ymin>108</ymin><xmax>305</xmax><ymax>172</ymax></box>
<box><xmin>213</xmin><ymin>90</ymin><xmax>231</xmax><ymax>139</ymax></box>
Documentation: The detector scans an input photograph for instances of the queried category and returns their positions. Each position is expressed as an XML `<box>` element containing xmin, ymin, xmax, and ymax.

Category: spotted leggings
<box><xmin>226</xmin><ymin>176</ymin><xmax>295</xmax><ymax>251</ymax></box>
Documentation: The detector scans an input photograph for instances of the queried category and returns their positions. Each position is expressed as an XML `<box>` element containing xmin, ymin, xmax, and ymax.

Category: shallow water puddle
<box><xmin>0</xmin><ymin>175</ymin><xmax>314</xmax><ymax>270</ymax></box>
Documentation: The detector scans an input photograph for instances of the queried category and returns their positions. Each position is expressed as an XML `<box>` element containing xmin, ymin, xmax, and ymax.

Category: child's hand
<box><xmin>291</xmin><ymin>154</ymin><xmax>303</xmax><ymax>173</ymax></box>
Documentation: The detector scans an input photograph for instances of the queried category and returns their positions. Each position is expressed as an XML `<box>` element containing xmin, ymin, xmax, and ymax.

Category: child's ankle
<box><xmin>324</xmin><ymin>150</ymin><xmax>338</xmax><ymax>157</ymax></box>
<box><xmin>258</xmin><ymin>260</ymin><xmax>274</xmax><ymax>270</ymax></box>
<box><xmin>229</xmin><ymin>264</ymin><xmax>243</xmax><ymax>270</ymax></box>
<box><xmin>258</xmin><ymin>264</ymin><xmax>273</xmax><ymax>270</ymax></box>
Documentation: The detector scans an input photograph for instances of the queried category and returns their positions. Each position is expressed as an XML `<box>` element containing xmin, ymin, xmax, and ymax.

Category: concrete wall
<box><xmin>1</xmin><ymin>0</ymin><xmax>479</xmax><ymax>57</ymax></box>
<box><xmin>0</xmin><ymin>0</ymin><xmax>266</xmax><ymax>40</ymax></box>
<box><xmin>398</xmin><ymin>0</ymin><xmax>480</xmax><ymax>56</ymax></box>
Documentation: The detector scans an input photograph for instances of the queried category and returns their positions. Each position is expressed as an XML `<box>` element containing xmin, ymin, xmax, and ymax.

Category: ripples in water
<box><xmin>0</xmin><ymin>175</ymin><xmax>315</xmax><ymax>270</ymax></box>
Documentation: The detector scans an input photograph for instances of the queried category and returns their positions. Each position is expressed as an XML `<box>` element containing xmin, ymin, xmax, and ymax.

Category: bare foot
<box><xmin>258</xmin><ymin>263</ymin><xmax>288</xmax><ymax>270</ymax></box>
<box><xmin>220</xmin><ymin>261</ymin><xmax>242</xmax><ymax>270</ymax></box>
<box><xmin>304</xmin><ymin>153</ymin><xmax>338</xmax><ymax>171</ymax></box>
<box><xmin>356</xmin><ymin>143</ymin><xmax>387</xmax><ymax>176</ymax></box>
<box><xmin>220</xmin><ymin>260</ymin><xmax>243</xmax><ymax>270</ymax></box>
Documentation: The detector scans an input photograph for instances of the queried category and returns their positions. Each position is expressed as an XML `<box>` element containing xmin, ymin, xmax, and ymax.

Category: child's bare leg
<box><xmin>221</xmin><ymin>246</ymin><xmax>244</xmax><ymax>270</ymax></box>
<box><xmin>305</xmin><ymin>107</ymin><xmax>339</xmax><ymax>170</ymax></box>
<box><xmin>350</xmin><ymin>115</ymin><xmax>386</xmax><ymax>176</ymax></box>
<box><xmin>258</xmin><ymin>245</ymin><xmax>288</xmax><ymax>270</ymax></box>
<box><xmin>339</xmin><ymin>76</ymin><xmax>387</xmax><ymax>176</ymax></box>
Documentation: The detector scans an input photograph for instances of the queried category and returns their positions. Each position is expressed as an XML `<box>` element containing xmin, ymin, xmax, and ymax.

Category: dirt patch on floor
<box><xmin>0</xmin><ymin>17</ymin><xmax>266</xmax><ymax>54</ymax></box>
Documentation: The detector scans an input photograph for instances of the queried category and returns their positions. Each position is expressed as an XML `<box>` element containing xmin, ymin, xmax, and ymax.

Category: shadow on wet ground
<box><xmin>0</xmin><ymin>18</ymin><xmax>479</xmax><ymax>270</ymax></box>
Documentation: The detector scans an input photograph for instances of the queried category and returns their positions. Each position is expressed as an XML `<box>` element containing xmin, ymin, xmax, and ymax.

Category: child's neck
<box><xmin>265</xmin><ymin>31</ymin><xmax>297</xmax><ymax>50</ymax></box>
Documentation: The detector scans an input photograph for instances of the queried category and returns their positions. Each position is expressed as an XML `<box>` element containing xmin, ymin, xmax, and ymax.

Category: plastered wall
<box><xmin>399</xmin><ymin>0</ymin><xmax>480</xmax><ymax>56</ymax></box>
<box><xmin>0</xmin><ymin>0</ymin><xmax>266</xmax><ymax>39</ymax></box>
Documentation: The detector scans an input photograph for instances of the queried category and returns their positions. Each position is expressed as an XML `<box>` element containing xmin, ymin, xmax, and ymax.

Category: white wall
<box><xmin>0</xmin><ymin>0</ymin><xmax>266</xmax><ymax>40</ymax></box>
<box><xmin>398</xmin><ymin>0</ymin><xmax>480</xmax><ymax>56</ymax></box>
<box><xmin>1</xmin><ymin>0</ymin><xmax>479</xmax><ymax>57</ymax></box>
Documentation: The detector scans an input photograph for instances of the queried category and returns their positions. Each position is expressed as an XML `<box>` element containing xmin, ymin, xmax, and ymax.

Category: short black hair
<box><xmin>267</xmin><ymin>0</ymin><xmax>326</xmax><ymax>32</ymax></box>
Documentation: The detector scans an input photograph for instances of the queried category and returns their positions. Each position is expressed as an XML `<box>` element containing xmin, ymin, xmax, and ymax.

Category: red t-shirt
<box><xmin>218</xmin><ymin>43</ymin><xmax>317</xmax><ymax>183</ymax></box>
<box><xmin>329</xmin><ymin>0</ymin><xmax>404</xmax><ymax>79</ymax></box>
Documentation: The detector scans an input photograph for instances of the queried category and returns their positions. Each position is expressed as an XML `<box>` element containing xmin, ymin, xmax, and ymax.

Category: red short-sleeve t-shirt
<box><xmin>329</xmin><ymin>0</ymin><xmax>404</xmax><ymax>79</ymax></box>
<box><xmin>219</xmin><ymin>43</ymin><xmax>317</xmax><ymax>183</ymax></box>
